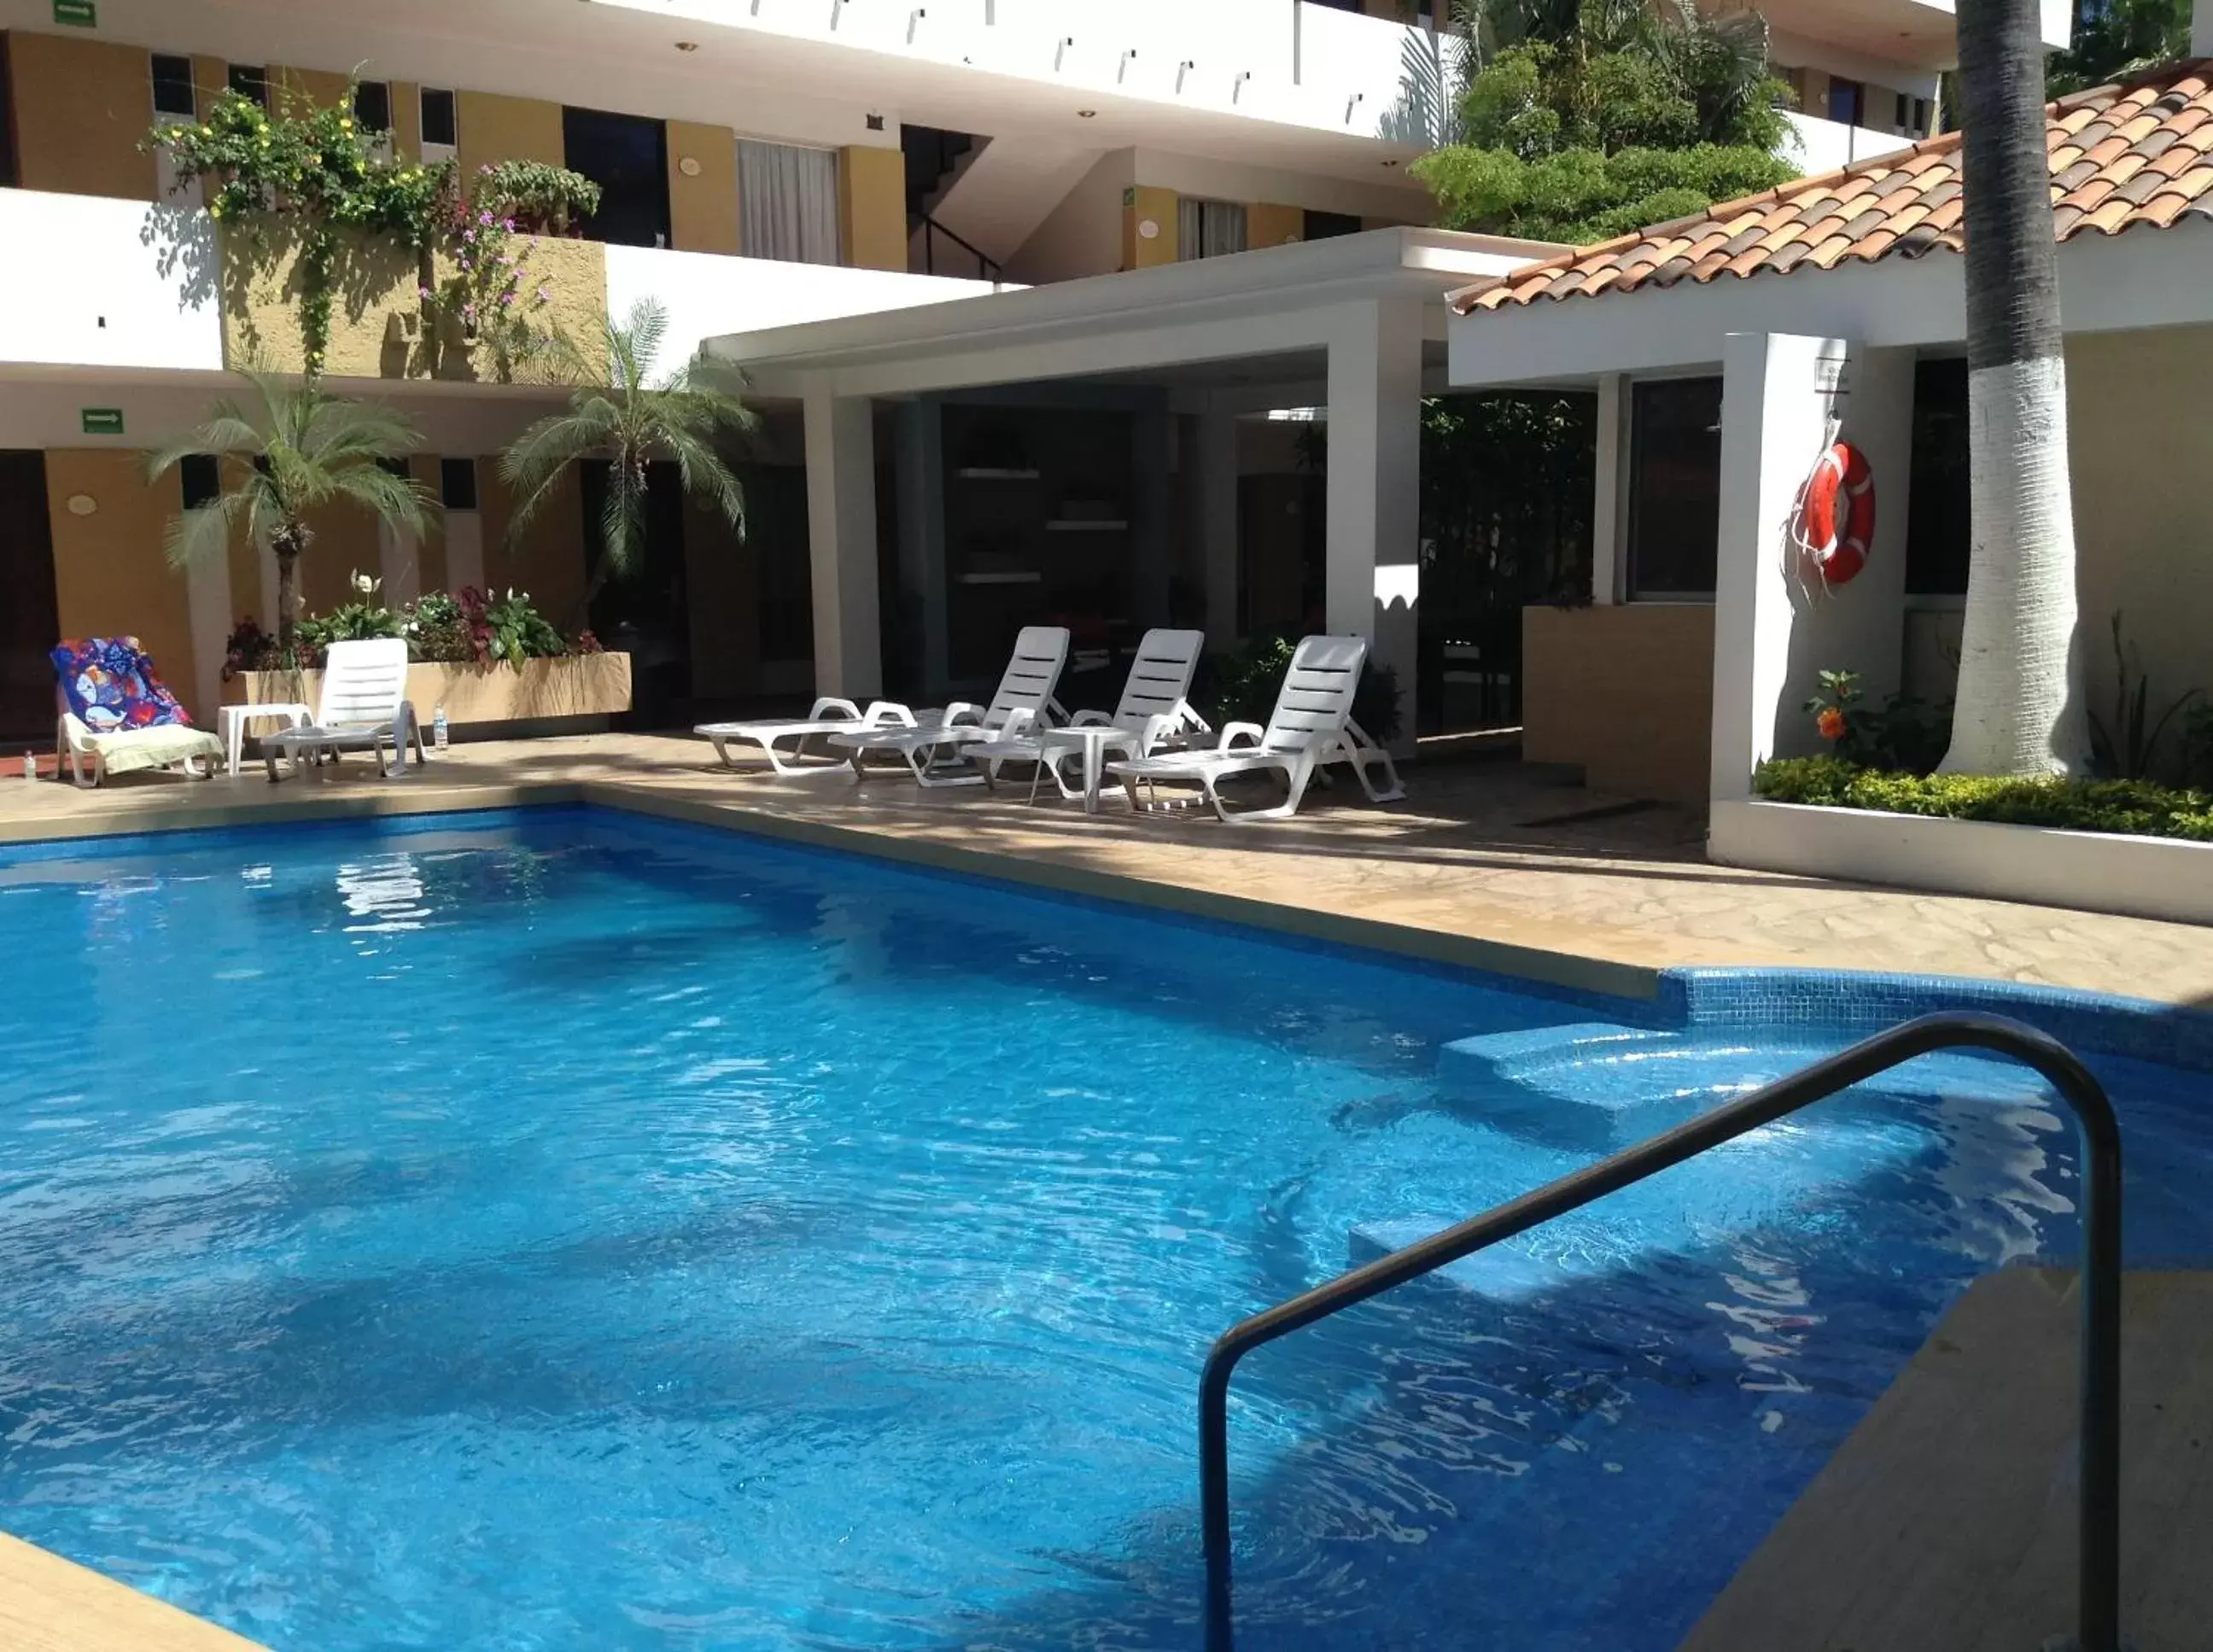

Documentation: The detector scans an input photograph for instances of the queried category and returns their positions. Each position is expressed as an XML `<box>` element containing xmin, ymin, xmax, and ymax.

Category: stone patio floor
<box><xmin>4</xmin><ymin>731</ymin><xmax>2209</xmax><ymax>1008</ymax></box>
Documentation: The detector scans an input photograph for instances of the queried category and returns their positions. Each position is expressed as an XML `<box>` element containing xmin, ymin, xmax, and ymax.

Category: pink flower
<box><xmin>500</xmin><ymin>292</ymin><xmax>515</xmax><ymax>306</ymax></box>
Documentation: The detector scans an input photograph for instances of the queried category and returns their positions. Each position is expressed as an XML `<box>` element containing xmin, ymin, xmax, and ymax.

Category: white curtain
<box><xmin>1177</xmin><ymin>198</ymin><xmax>1248</xmax><ymax>261</ymax></box>
<box><xmin>738</xmin><ymin>140</ymin><xmax>841</xmax><ymax>265</ymax></box>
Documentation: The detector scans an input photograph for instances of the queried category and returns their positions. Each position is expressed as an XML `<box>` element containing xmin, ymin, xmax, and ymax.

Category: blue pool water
<box><xmin>0</xmin><ymin>808</ymin><xmax>2205</xmax><ymax>1651</ymax></box>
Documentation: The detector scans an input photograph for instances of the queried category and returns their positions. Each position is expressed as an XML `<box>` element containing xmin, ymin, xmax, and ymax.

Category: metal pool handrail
<box><xmin>1197</xmin><ymin>1013</ymin><xmax>2123</xmax><ymax>1652</ymax></box>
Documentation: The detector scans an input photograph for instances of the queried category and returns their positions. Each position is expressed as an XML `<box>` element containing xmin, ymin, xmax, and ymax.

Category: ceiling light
<box><xmin>674</xmin><ymin>40</ymin><xmax>700</xmax><ymax>51</ymax></box>
<box><xmin>1077</xmin><ymin>108</ymin><xmax>1097</xmax><ymax>118</ymax></box>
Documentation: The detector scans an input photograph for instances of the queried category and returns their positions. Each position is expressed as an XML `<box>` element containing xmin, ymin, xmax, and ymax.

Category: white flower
<box><xmin>352</xmin><ymin>570</ymin><xmax>380</xmax><ymax>598</ymax></box>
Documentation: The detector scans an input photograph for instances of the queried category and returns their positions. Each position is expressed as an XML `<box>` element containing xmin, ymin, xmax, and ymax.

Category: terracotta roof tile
<box><xmin>1457</xmin><ymin>59</ymin><xmax>2213</xmax><ymax>313</ymax></box>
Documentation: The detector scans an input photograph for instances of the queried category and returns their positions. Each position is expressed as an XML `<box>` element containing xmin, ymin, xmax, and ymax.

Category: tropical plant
<box><xmin>499</xmin><ymin>298</ymin><xmax>760</xmax><ymax>622</ymax></box>
<box><xmin>1801</xmin><ymin>668</ymin><xmax>1953</xmax><ymax>773</ymax></box>
<box><xmin>149</xmin><ymin>371</ymin><xmax>435</xmax><ymax>664</ymax></box>
<box><xmin>1197</xmin><ymin>634</ymin><xmax>1404</xmax><ymax>745</ymax></box>
<box><xmin>2087</xmin><ymin>612</ymin><xmax>2197</xmax><ymax>779</ymax></box>
<box><xmin>2048</xmin><ymin>0</ymin><xmax>2193</xmax><ymax>95</ymax></box>
<box><xmin>473</xmin><ymin>160</ymin><xmax>603</xmax><ymax>236</ymax></box>
<box><xmin>1754</xmin><ymin>756</ymin><xmax>2213</xmax><ymax>841</ymax></box>
<box><xmin>1415</xmin><ymin>0</ymin><xmax>1797</xmax><ymax>242</ymax></box>
<box><xmin>1938</xmin><ymin>0</ymin><xmax>2094</xmax><ymax>776</ymax></box>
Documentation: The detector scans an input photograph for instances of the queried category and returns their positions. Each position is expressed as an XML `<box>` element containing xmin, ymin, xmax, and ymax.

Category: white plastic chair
<box><xmin>830</xmin><ymin>626</ymin><xmax>1071</xmax><ymax>787</ymax></box>
<box><xmin>261</xmin><ymin>638</ymin><xmax>423</xmax><ymax>782</ymax></box>
<box><xmin>965</xmin><ymin>628</ymin><xmax>1213</xmax><ymax>805</ymax></box>
<box><xmin>694</xmin><ymin>698</ymin><xmax>919</xmax><ymax>776</ymax></box>
<box><xmin>1105</xmin><ymin>634</ymin><xmax>1404</xmax><ymax>823</ymax></box>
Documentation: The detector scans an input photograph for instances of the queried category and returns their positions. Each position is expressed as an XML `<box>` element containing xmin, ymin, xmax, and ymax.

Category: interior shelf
<box><xmin>1044</xmin><ymin>519</ymin><xmax>1129</xmax><ymax>532</ymax></box>
<box><xmin>956</xmin><ymin>571</ymin><xmax>1045</xmax><ymax>585</ymax></box>
<box><xmin>954</xmin><ymin>467</ymin><xmax>1042</xmax><ymax>480</ymax></box>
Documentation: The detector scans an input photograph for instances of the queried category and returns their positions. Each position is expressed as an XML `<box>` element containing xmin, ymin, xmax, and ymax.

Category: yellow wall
<box><xmin>389</xmin><ymin>80</ymin><xmax>423</xmax><ymax>163</ymax></box>
<box><xmin>1121</xmin><ymin>185</ymin><xmax>1179</xmax><ymax>268</ymax></box>
<box><xmin>481</xmin><ymin>465</ymin><xmax>588</xmax><ymax>632</ymax></box>
<box><xmin>839</xmin><ymin>145</ymin><xmax>908</xmax><ymax>272</ymax></box>
<box><xmin>1247</xmin><ymin>202</ymin><xmax>1304</xmax><ymax>252</ymax></box>
<box><xmin>1522</xmin><ymin>604</ymin><xmax>1714</xmax><ymax>803</ymax></box>
<box><xmin>273</xmin><ymin>64</ymin><xmax>351</xmax><ymax>115</ymax></box>
<box><xmin>668</xmin><ymin>121</ymin><xmax>740</xmax><ymax>256</ymax></box>
<box><xmin>409</xmin><ymin>456</ymin><xmax>449</xmax><ymax>596</ymax></box>
<box><xmin>298</xmin><ymin>504</ymin><xmax>383</xmax><ymax>617</ymax></box>
<box><xmin>7</xmin><ymin>31</ymin><xmax>159</xmax><ymax>201</ymax></box>
<box><xmin>191</xmin><ymin>54</ymin><xmax>227</xmax><ymax>123</ymax></box>
<box><xmin>44</xmin><ymin>452</ymin><xmax>202</xmax><ymax>716</ymax></box>
<box><xmin>456</xmin><ymin>90</ymin><xmax>566</xmax><ymax>180</ymax></box>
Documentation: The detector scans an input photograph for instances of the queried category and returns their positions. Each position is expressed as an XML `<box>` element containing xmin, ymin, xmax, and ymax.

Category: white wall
<box><xmin>0</xmin><ymin>190</ymin><xmax>224</xmax><ymax>372</ymax></box>
<box><xmin>1784</xmin><ymin>113</ymin><xmax>1918</xmax><ymax>177</ymax></box>
<box><xmin>1708</xmin><ymin>333</ymin><xmax>1914</xmax><ymax>800</ymax></box>
<box><xmin>604</xmin><ymin>247</ymin><xmax>1014</xmax><ymax>369</ymax></box>
<box><xmin>1133</xmin><ymin>149</ymin><xmax>1432</xmax><ymax>224</ymax></box>
<box><xmin>1005</xmin><ymin>151</ymin><xmax>1136</xmax><ymax>285</ymax></box>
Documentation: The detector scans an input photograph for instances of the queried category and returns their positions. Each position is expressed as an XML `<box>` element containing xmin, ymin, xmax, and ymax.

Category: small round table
<box><xmin>218</xmin><ymin>702</ymin><xmax>312</xmax><ymax>777</ymax></box>
<box><xmin>1028</xmin><ymin>724</ymin><xmax>1141</xmax><ymax>814</ymax></box>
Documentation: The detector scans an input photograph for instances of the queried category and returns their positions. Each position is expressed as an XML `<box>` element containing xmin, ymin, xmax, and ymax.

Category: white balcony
<box><xmin>1783</xmin><ymin>111</ymin><xmax>1921</xmax><ymax>177</ymax></box>
<box><xmin>0</xmin><ymin>190</ymin><xmax>224</xmax><ymax>374</ymax></box>
<box><xmin>1755</xmin><ymin>0</ymin><xmax>2070</xmax><ymax>67</ymax></box>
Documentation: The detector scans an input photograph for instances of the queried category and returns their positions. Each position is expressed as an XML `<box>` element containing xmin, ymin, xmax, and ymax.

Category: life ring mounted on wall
<box><xmin>1796</xmin><ymin>441</ymin><xmax>1875</xmax><ymax>587</ymax></box>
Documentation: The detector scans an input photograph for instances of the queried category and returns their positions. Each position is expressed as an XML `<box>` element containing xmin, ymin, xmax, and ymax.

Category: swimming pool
<box><xmin>0</xmin><ymin>808</ymin><xmax>2204</xmax><ymax>1650</ymax></box>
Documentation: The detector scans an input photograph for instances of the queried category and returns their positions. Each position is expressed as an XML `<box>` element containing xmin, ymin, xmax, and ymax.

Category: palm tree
<box><xmin>499</xmin><ymin>298</ymin><xmax>759</xmax><ymax>625</ymax></box>
<box><xmin>1938</xmin><ymin>0</ymin><xmax>2093</xmax><ymax>776</ymax></box>
<box><xmin>148</xmin><ymin>371</ymin><xmax>436</xmax><ymax>664</ymax></box>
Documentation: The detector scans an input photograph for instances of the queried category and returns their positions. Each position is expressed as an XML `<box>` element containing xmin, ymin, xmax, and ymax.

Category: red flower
<box><xmin>1816</xmin><ymin>707</ymin><xmax>1848</xmax><ymax>742</ymax></box>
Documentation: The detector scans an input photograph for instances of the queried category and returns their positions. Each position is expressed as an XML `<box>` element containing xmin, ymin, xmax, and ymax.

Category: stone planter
<box><xmin>223</xmin><ymin>653</ymin><xmax>632</xmax><ymax>733</ymax></box>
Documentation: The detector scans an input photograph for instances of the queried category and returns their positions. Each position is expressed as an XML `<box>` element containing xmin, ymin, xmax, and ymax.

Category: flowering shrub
<box><xmin>149</xmin><ymin>85</ymin><xmax>592</xmax><ymax>382</ymax></box>
<box><xmin>1754</xmin><ymin>757</ymin><xmax>2213</xmax><ymax>843</ymax></box>
<box><xmin>225</xmin><ymin>580</ymin><xmax>588</xmax><ymax>671</ymax></box>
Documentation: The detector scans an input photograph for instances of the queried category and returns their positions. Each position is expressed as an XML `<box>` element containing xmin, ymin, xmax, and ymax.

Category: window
<box><xmin>1906</xmin><ymin>357</ymin><xmax>1971</xmax><ymax>597</ymax></box>
<box><xmin>1826</xmin><ymin>78</ymin><xmax>1864</xmax><ymax>127</ymax></box>
<box><xmin>228</xmin><ymin>64</ymin><xmax>269</xmax><ymax>109</ymax></box>
<box><xmin>0</xmin><ymin>36</ymin><xmax>15</xmax><ymax>188</ymax></box>
<box><xmin>1914</xmin><ymin>97</ymin><xmax>1932</xmax><ymax>136</ymax></box>
<box><xmin>151</xmin><ymin>55</ymin><xmax>196</xmax><ymax>120</ymax></box>
<box><xmin>563</xmin><ymin>107</ymin><xmax>673</xmax><ymax>248</ymax></box>
<box><xmin>738</xmin><ymin>139</ymin><xmax>841</xmax><ymax>265</ymax></box>
<box><xmin>1895</xmin><ymin>91</ymin><xmax>1912</xmax><ymax>132</ymax></box>
<box><xmin>1303</xmin><ymin>208</ymin><xmax>1362</xmax><ymax>242</ymax></box>
<box><xmin>179</xmin><ymin>454</ymin><xmax>222</xmax><ymax>511</ymax></box>
<box><xmin>376</xmin><ymin>458</ymin><xmax>413</xmax><ymax>482</ymax></box>
<box><xmin>1177</xmin><ymin>198</ymin><xmax>1248</xmax><ymax>261</ymax></box>
<box><xmin>353</xmin><ymin>80</ymin><xmax>393</xmax><ymax>134</ymax></box>
<box><xmin>420</xmin><ymin>88</ymin><xmax>458</xmax><ymax>152</ymax></box>
<box><xmin>440</xmin><ymin>458</ymin><xmax>479</xmax><ymax>512</ymax></box>
<box><xmin>1624</xmin><ymin>377</ymin><xmax>1723</xmax><ymax>599</ymax></box>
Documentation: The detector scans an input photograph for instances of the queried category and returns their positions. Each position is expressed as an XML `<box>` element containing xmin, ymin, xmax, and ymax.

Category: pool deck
<box><xmin>1685</xmin><ymin>1267</ymin><xmax>2213</xmax><ymax>1652</ymax></box>
<box><xmin>2</xmin><ymin>732</ymin><xmax>2210</xmax><ymax>1649</ymax></box>
<box><xmin>2</xmin><ymin>731</ymin><xmax>2209</xmax><ymax>1007</ymax></box>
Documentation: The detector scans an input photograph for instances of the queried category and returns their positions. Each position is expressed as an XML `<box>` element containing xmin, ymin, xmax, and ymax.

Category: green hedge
<box><xmin>1752</xmin><ymin>757</ymin><xmax>2213</xmax><ymax>843</ymax></box>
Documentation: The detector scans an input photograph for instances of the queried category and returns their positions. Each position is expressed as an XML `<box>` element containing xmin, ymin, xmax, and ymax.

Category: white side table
<box><xmin>219</xmin><ymin>702</ymin><xmax>312</xmax><ymax>777</ymax></box>
<box><xmin>1030</xmin><ymin>724</ymin><xmax>1143</xmax><ymax>814</ymax></box>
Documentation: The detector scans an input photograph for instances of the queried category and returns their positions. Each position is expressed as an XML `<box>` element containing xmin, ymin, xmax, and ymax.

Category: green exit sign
<box><xmin>53</xmin><ymin>0</ymin><xmax>97</xmax><ymax>26</ymax></box>
<box><xmin>80</xmin><ymin>408</ymin><xmax>125</xmax><ymax>436</ymax></box>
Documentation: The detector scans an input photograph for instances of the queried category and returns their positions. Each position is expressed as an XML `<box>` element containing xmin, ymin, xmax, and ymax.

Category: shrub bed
<box><xmin>1753</xmin><ymin>757</ymin><xmax>2213</xmax><ymax>843</ymax></box>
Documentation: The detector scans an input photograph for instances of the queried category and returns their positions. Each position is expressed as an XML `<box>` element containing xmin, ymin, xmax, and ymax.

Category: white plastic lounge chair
<box><xmin>830</xmin><ymin>626</ymin><xmax>1071</xmax><ymax>787</ymax></box>
<box><xmin>965</xmin><ymin>628</ymin><xmax>1212</xmax><ymax>807</ymax></box>
<box><xmin>50</xmin><ymin>637</ymin><xmax>223</xmax><ymax>789</ymax></box>
<box><xmin>262</xmin><ymin>638</ymin><xmax>425</xmax><ymax>782</ymax></box>
<box><xmin>1105</xmin><ymin>634</ymin><xmax>1405</xmax><ymax>823</ymax></box>
<box><xmin>694</xmin><ymin>698</ymin><xmax>918</xmax><ymax>777</ymax></box>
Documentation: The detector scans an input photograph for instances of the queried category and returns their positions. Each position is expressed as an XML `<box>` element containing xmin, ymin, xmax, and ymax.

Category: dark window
<box><xmin>1906</xmin><ymin>357</ymin><xmax>1971</xmax><ymax>596</ymax></box>
<box><xmin>1625</xmin><ymin>377</ymin><xmax>1723</xmax><ymax>598</ymax></box>
<box><xmin>353</xmin><ymin>80</ymin><xmax>393</xmax><ymax>133</ymax></box>
<box><xmin>228</xmin><ymin>64</ymin><xmax>269</xmax><ymax>109</ymax></box>
<box><xmin>1304</xmin><ymin>209</ymin><xmax>1363</xmax><ymax>242</ymax></box>
<box><xmin>440</xmin><ymin>458</ymin><xmax>479</xmax><ymax>511</ymax></box>
<box><xmin>562</xmin><ymin>106</ymin><xmax>673</xmax><ymax>248</ymax></box>
<box><xmin>376</xmin><ymin>457</ymin><xmax>412</xmax><ymax>481</ymax></box>
<box><xmin>1826</xmin><ymin>78</ymin><xmax>1863</xmax><ymax>127</ymax></box>
<box><xmin>1895</xmin><ymin>91</ymin><xmax>1912</xmax><ymax>131</ymax></box>
<box><xmin>1914</xmin><ymin>97</ymin><xmax>1931</xmax><ymax>135</ymax></box>
<box><xmin>179</xmin><ymin>454</ymin><xmax>223</xmax><ymax>509</ymax></box>
<box><xmin>0</xmin><ymin>36</ymin><xmax>16</xmax><ymax>189</ymax></box>
<box><xmin>0</xmin><ymin>451</ymin><xmax>60</xmax><ymax>743</ymax></box>
<box><xmin>152</xmin><ymin>55</ymin><xmax>197</xmax><ymax>120</ymax></box>
<box><xmin>420</xmin><ymin>88</ymin><xmax>458</xmax><ymax>149</ymax></box>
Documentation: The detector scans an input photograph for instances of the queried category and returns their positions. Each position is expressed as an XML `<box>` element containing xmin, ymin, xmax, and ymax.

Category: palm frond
<box><xmin>599</xmin><ymin>469</ymin><xmax>649</xmax><ymax>577</ymax></box>
<box><xmin>330</xmin><ymin>464</ymin><xmax>436</xmax><ymax>537</ymax></box>
<box><xmin>162</xmin><ymin>489</ymin><xmax>250</xmax><ymax>571</ymax></box>
<box><xmin>659</xmin><ymin>427</ymin><xmax>747</xmax><ymax>540</ymax></box>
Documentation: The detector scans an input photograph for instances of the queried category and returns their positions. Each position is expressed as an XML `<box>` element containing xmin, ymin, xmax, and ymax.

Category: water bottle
<box><xmin>20</xmin><ymin>752</ymin><xmax>34</xmax><ymax>783</ymax></box>
<box><xmin>433</xmin><ymin>704</ymin><xmax>449</xmax><ymax>752</ymax></box>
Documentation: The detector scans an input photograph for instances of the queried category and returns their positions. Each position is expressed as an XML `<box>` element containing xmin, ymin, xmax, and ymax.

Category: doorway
<box><xmin>581</xmin><ymin>458</ymin><xmax>690</xmax><ymax>725</ymax></box>
<box><xmin>561</xmin><ymin>108</ymin><xmax>672</xmax><ymax>248</ymax></box>
<box><xmin>0</xmin><ymin>452</ymin><xmax>59</xmax><ymax>748</ymax></box>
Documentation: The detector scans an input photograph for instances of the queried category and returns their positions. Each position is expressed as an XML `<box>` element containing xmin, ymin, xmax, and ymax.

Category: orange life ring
<box><xmin>1800</xmin><ymin>441</ymin><xmax>1875</xmax><ymax>586</ymax></box>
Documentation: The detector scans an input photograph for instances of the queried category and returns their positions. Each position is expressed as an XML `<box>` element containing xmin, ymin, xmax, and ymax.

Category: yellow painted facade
<box><xmin>667</xmin><ymin>121</ymin><xmax>741</xmax><ymax>256</ymax></box>
<box><xmin>456</xmin><ymin>90</ymin><xmax>567</xmax><ymax>181</ymax></box>
<box><xmin>839</xmin><ymin>146</ymin><xmax>909</xmax><ymax>272</ymax></box>
<box><xmin>43</xmin><ymin>453</ymin><xmax>201</xmax><ymax>717</ymax></box>
<box><xmin>6</xmin><ymin>30</ymin><xmax>159</xmax><ymax>201</ymax></box>
<box><xmin>1247</xmin><ymin>201</ymin><xmax>1305</xmax><ymax>251</ymax></box>
<box><xmin>1121</xmin><ymin>185</ymin><xmax>1179</xmax><ymax>268</ymax></box>
<box><xmin>481</xmin><ymin>466</ymin><xmax>589</xmax><ymax>631</ymax></box>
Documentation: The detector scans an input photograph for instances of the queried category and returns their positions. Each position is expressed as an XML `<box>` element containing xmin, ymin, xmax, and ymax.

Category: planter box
<box><xmin>1710</xmin><ymin>798</ymin><xmax>2213</xmax><ymax>925</ymax></box>
<box><xmin>223</xmin><ymin>654</ymin><xmax>632</xmax><ymax>730</ymax></box>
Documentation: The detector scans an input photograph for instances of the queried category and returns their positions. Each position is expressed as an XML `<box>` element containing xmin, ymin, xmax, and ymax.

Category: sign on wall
<box><xmin>80</xmin><ymin>409</ymin><xmax>125</xmax><ymax>436</ymax></box>
<box><xmin>52</xmin><ymin>0</ymin><xmax>97</xmax><ymax>26</ymax></box>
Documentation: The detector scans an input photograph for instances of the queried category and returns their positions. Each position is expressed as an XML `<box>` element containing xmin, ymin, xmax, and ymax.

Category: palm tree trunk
<box><xmin>1938</xmin><ymin>0</ymin><xmax>2091</xmax><ymax>777</ymax></box>
<box><xmin>275</xmin><ymin>542</ymin><xmax>303</xmax><ymax>664</ymax></box>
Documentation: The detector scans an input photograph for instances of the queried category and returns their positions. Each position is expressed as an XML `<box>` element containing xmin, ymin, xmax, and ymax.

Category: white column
<box><xmin>1708</xmin><ymin>333</ymin><xmax>1913</xmax><ymax>803</ymax></box>
<box><xmin>804</xmin><ymin>386</ymin><xmax>884</xmax><ymax>700</ymax></box>
<box><xmin>443</xmin><ymin>510</ymin><xmax>485</xmax><ymax>595</ymax></box>
<box><xmin>1199</xmin><ymin>409</ymin><xmax>1241</xmax><ymax>644</ymax></box>
<box><xmin>182</xmin><ymin>540</ymin><xmax>232</xmax><ymax>726</ymax></box>
<box><xmin>1325</xmin><ymin>297</ymin><xmax>1424</xmax><ymax>744</ymax></box>
<box><xmin>379</xmin><ymin>520</ymin><xmax>422</xmax><ymax>607</ymax></box>
<box><xmin>1590</xmin><ymin>374</ymin><xmax>1623</xmax><ymax>604</ymax></box>
<box><xmin>2195</xmin><ymin>6</ymin><xmax>2213</xmax><ymax>56</ymax></box>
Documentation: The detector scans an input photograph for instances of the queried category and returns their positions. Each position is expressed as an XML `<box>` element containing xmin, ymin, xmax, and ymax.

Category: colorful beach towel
<box><xmin>50</xmin><ymin>637</ymin><xmax>196</xmax><ymax>733</ymax></box>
